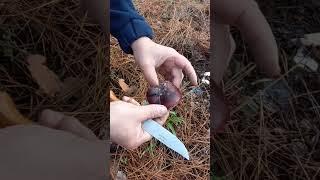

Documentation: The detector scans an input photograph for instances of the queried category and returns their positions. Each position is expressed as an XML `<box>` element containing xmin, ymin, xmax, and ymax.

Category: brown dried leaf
<box><xmin>126</xmin><ymin>85</ymin><xmax>137</xmax><ymax>96</ymax></box>
<box><xmin>118</xmin><ymin>79</ymin><xmax>130</xmax><ymax>93</ymax></box>
<box><xmin>0</xmin><ymin>91</ymin><xmax>31</xmax><ymax>128</ymax></box>
<box><xmin>27</xmin><ymin>54</ymin><xmax>62</xmax><ymax>97</ymax></box>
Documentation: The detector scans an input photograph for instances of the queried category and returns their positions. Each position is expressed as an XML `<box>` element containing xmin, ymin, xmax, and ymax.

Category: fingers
<box><xmin>212</xmin><ymin>24</ymin><xmax>235</xmax><ymax>84</ymax></box>
<box><xmin>141</xmin><ymin>64</ymin><xmax>159</xmax><ymax>87</ymax></box>
<box><xmin>122</xmin><ymin>96</ymin><xmax>140</xmax><ymax>106</ymax></box>
<box><xmin>171</xmin><ymin>69</ymin><xmax>184</xmax><ymax>88</ymax></box>
<box><xmin>136</xmin><ymin>104</ymin><xmax>168</xmax><ymax>121</ymax></box>
<box><xmin>154</xmin><ymin>112</ymin><xmax>170</xmax><ymax>125</ymax></box>
<box><xmin>139</xmin><ymin>112</ymin><xmax>169</xmax><ymax>145</ymax></box>
<box><xmin>56</xmin><ymin>116</ymin><xmax>99</xmax><ymax>141</ymax></box>
<box><xmin>139</xmin><ymin>131</ymin><xmax>153</xmax><ymax>145</ymax></box>
<box><xmin>235</xmin><ymin>1</ymin><xmax>280</xmax><ymax>78</ymax></box>
<box><xmin>173</xmin><ymin>55</ymin><xmax>198</xmax><ymax>86</ymax></box>
<box><xmin>39</xmin><ymin>109</ymin><xmax>98</xmax><ymax>141</ymax></box>
<box><xmin>140</xmin><ymin>111</ymin><xmax>170</xmax><ymax>145</ymax></box>
<box><xmin>38</xmin><ymin>109</ymin><xmax>64</xmax><ymax>128</ymax></box>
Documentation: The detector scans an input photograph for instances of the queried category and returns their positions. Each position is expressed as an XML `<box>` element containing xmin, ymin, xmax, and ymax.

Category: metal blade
<box><xmin>142</xmin><ymin>119</ymin><xmax>189</xmax><ymax>160</ymax></box>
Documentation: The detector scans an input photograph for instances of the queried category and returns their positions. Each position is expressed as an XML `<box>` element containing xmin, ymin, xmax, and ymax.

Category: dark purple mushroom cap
<box><xmin>146</xmin><ymin>81</ymin><xmax>182</xmax><ymax>110</ymax></box>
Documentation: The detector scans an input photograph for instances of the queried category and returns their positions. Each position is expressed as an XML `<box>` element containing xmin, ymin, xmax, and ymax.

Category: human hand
<box><xmin>214</xmin><ymin>0</ymin><xmax>281</xmax><ymax>80</ymax></box>
<box><xmin>131</xmin><ymin>37</ymin><xmax>198</xmax><ymax>88</ymax></box>
<box><xmin>212</xmin><ymin>0</ymin><xmax>281</xmax><ymax>133</ymax></box>
<box><xmin>110</xmin><ymin>97</ymin><xmax>169</xmax><ymax>150</ymax></box>
<box><xmin>0</xmin><ymin>109</ymin><xmax>107</xmax><ymax>180</ymax></box>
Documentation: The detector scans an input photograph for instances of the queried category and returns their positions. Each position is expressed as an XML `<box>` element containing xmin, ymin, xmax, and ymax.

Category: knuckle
<box><xmin>168</xmin><ymin>47</ymin><xmax>177</xmax><ymax>54</ymax></box>
<box><xmin>148</xmin><ymin>109</ymin><xmax>157</xmax><ymax>118</ymax></box>
<box><xmin>153</xmin><ymin>106</ymin><xmax>163</xmax><ymax>116</ymax></box>
<box><xmin>127</xmin><ymin>141</ymin><xmax>138</xmax><ymax>150</ymax></box>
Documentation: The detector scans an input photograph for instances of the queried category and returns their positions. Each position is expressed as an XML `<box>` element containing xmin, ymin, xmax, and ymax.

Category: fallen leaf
<box><xmin>110</xmin><ymin>90</ymin><xmax>120</xmax><ymax>102</ymax></box>
<box><xmin>0</xmin><ymin>91</ymin><xmax>31</xmax><ymax>128</ymax></box>
<box><xmin>26</xmin><ymin>54</ymin><xmax>62</xmax><ymax>97</ymax></box>
<box><xmin>118</xmin><ymin>79</ymin><xmax>130</xmax><ymax>93</ymax></box>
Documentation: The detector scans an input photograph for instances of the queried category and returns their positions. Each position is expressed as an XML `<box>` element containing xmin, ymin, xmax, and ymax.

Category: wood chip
<box><xmin>118</xmin><ymin>79</ymin><xmax>130</xmax><ymax>93</ymax></box>
<box><xmin>0</xmin><ymin>91</ymin><xmax>31</xmax><ymax>127</ymax></box>
<box><xmin>26</xmin><ymin>54</ymin><xmax>62</xmax><ymax>97</ymax></box>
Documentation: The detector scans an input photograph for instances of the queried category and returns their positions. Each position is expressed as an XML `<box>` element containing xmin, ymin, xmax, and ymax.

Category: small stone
<box><xmin>203</xmin><ymin>72</ymin><xmax>210</xmax><ymax>77</ymax></box>
<box><xmin>201</xmin><ymin>79</ymin><xmax>209</xmax><ymax>85</ymax></box>
<box><xmin>293</xmin><ymin>47</ymin><xmax>318</xmax><ymax>72</ymax></box>
<box><xmin>116</xmin><ymin>171</ymin><xmax>127</xmax><ymax>180</ymax></box>
<box><xmin>300</xmin><ymin>33</ymin><xmax>320</xmax><ymax>46</ymax></box>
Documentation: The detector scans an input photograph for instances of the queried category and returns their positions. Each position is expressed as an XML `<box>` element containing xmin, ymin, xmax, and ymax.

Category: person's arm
<box><xmin>110</xmin><ymin>0</ymin><xmax>153</xmax><ymax>54</ymax></box>
<box><xmin>110</xmin><ymin>0</ymin><xmax>197</xmax><ymax>87</ymax></box>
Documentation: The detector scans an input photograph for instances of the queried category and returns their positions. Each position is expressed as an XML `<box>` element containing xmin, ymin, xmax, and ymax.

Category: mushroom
<box><xmin>146</xmin><ymin>81</ymin><xmax>182</xmax><ymax>110</ymax></box>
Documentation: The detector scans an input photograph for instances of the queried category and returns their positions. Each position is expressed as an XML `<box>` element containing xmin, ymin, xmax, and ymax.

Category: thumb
<box><xmin>141</xmin><ymin>64</ymin><xmax>159</xmax><ymax>86</ymax></box>
<box><xmin>136</xmin><ymin>104</ymin><xmax>168</xmax><ymax>121</ymax></box>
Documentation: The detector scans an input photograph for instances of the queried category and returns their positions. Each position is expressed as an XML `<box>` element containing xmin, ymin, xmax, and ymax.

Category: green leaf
<box><xmin>166</xmin><ymin>122</ymin><xmax>176</xmax><ymax>135</ymax></box>
<box><xmin>142</xmin><ymin>140</ymin><xmax>156</xmax><ymax>156</ymax></box>
<box><xmin>166</xmin><ymin>110</ymin><xmax>184</xmax><ymax>135</ymax></box>
<box><xmin>120</xmin><ymin>157</ymin><xmax>128</xmax><ymax>165</ymax></box>
<box><xmin>169</xmin><ymin>111</ymin><xmax>177</xmax><ymax>116</ymax></box>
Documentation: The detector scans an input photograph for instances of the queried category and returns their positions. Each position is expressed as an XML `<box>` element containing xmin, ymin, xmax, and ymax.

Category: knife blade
<box><xmin>142</xmin><ymin>119</ymin><xmax>189</xmax><ymax>160</ymax></box>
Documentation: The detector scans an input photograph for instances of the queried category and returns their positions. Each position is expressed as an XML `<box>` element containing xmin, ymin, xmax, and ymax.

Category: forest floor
<box><xmin>213</xmin><ymin>0</ymin><xmax>320</xmax><ymax>179</ymax></box>
<box><xmin>0</xmin><ymin>0</ymin><xmax>108</xmax><ymax>135</ymax></box>
<box><xmin>110</xmin><ymin>0</ymin><xmax>210</xmax><ymax>179</ymax></box>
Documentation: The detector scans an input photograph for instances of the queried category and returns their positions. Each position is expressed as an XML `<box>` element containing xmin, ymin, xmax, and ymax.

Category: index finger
<box><xmin>174</xmin><ymin>54</ymin><xmax>198</xmax><ymax>86</ymax></box>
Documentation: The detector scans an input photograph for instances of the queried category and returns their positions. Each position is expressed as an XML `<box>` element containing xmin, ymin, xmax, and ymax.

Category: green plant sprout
<box><xmin>120</xmin><ymin>157</ymin><xmax>128</xmax><ymax>165</ymax></box>
<box><xmin>142</xmin><ymin>139</ymin><xmax>156</xmax><ymax>157</ymax></box>
<box><xmin>166</xmin><ymin>111</ymin><xmax>183</xmax><ymax>136</ymax></box>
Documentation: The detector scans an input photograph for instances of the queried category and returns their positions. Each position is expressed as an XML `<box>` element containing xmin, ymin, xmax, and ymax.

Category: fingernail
<box><xmin>122</xmin><ymin>96</ymin><xmax>129</xmax><ymax>101</ymax></box>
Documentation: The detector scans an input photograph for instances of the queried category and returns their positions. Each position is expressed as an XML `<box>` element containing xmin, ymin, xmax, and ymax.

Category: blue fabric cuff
<box><xmin>117</xmin><ymin>19</ymin><xmax>153</xmax><ymax>54</ymax></box>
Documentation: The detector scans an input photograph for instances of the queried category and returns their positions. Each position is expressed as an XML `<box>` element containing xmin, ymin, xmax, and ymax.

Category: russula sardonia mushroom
<box><xmin>147</xmin><ymin>81</ymin><xmax>182</xmax><ymax>110</ymax></box>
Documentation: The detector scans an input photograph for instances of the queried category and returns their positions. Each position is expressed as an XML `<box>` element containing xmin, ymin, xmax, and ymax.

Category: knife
<box><xmin>110</xmin><ymin>91</ymin><xmax>189</xmax><ymax>160</ymax></box>
<box><xmin>142</xmin><ymin>119</ymin><xmax>189</xmax><ymax>160</ymax></box>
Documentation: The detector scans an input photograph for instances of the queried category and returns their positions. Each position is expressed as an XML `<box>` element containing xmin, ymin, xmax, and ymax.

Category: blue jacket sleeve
<box><xmin>110</xmin><ymin>0</ymin><xmax>153</xmax><ymax>54</ymax></box>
